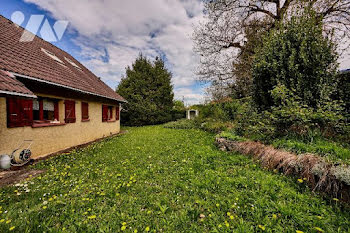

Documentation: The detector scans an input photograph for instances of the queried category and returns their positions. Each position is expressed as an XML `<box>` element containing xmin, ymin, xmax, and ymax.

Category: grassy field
<box><xmin>0</xmin><ymin>126</ymin><xmax>349</xmax><ymax>232</ymax></box>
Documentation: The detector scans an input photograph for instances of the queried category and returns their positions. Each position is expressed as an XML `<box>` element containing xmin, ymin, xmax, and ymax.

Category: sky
<box><xmin>0</xmin><ymin>0</ymin><xmax>349</xmax><ymax>106</ymax></box>
<box><xmin>0</xmin><ymin>0</ymin><xmax>207</xmax><ymax>105</ymax></box>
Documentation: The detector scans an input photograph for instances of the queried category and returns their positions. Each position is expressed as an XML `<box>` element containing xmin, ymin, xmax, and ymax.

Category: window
<box><xmin>102</xmin><ymin>105</ymin><xmax>113</xmax><ymax>122</ymax></box>
<box><xmin>64</xmin><ymin>100</ymin><xmax>76</xmax><ymax>123</ymax></box>
<box><xmin>41</xmin><ymin>48</ymin><xmax>65</xmax><ymax>65</ymax></box>
<box><xmin>116</xmin><ymin>104</ymin><xmax>120</xmax><ymax>121</ymax></box>
<box><xmin>65</xmin><ymin>57</ymin><xmax>82</xmax><ymax>70</ymax></box>
<box><xmin>7</xmin><ymin>97</ymin><xmax>33</xmax><ymax>128</ymax></box>
<box><xmin>81</xmin><ymin>102</ymin><xmax>89</xmax><ymax>121</ymax></box>
<box><xmin>33</xmin><ymin>98</ymin><xmax>59</xmax><ymax>123</ymax></box>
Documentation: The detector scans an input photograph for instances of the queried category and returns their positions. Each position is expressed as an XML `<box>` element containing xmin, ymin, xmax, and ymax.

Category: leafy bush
<box><xmin>163</xmin><ymin>119</ymin><xmax>196</xmax><ymax>129</ymax></box>
<box><xmin>217</xmin><ymin>131</ymin><xmax>246</xmax><ymax>142</ymax></box>
<box><xmin>252</xmin><ymin>9</ymin><xmax>338</xmax><ymax>110</ymax></box>
<box><xmin>268</xmin><ymin>84</ymin><xmax>346</xmax><ymax>137</ymax></box>
<box><xmin>198</xmin><ymin>118</ymin><xmax>230</xmax><ymax>134</ymax></box>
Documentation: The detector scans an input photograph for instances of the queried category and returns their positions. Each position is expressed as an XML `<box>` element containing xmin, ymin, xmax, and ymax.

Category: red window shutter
<box><xmin>54</xmin><ymin>102</ymin><xmax>59</xmax><ymax>120</ymax></box>
<box><xmin>7</xmin><ymin>97</ymin><xmax>33</xmax><ymax>128</ymax></box>
<box><xmin>21</xmin><ymin>99</ymin><xmax>33</xmax><ymax>126</ymax></box>
<box><xmin>7</xmin><ymin>97</ymin><xmax>21</xmax><ymax>127</ymax></box>
<box><xmin>102</xmin><ymin>105</ymin><xmax>108</xmax><ymax>122</ymax></box>
<box><xmin>65</xmin><ymin>100</ymin><xmax>76</xmax><ymax>123</ymax></box>
<box><xmin>116</xmin><ymin>105</ymin><xmax>120</xmax><ymax>121</ymax></box>
<box><xmin>81</xmin><ymin>102</ymin><xmax>89</xmax><ymax>120</ymax></box>
<box><xmin>39</xmin><ymin>100</ymin><xmax>44</xmax><ymax>121</ymax></box>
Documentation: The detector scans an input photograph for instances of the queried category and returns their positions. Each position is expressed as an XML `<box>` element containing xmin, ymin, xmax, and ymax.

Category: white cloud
<box><xmin>175</xmin><ymin>87</ymin><xmax>205</xmax><ymax>106</ymax></box>
<box><xmin>24</xmin><ymin>0</ymin><xmax>204</xmax><ymax>104</ymax></box>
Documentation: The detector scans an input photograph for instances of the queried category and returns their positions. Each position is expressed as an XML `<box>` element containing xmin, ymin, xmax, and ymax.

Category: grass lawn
<box><xmin>0</xmin><ymin>126</ymin><xmax>349</xmax><ymax>232</ymax></box>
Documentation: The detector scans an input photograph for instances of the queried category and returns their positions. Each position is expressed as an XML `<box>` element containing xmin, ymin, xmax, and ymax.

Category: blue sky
<box><xmin>0</xmin><ymin>0</ymin><xmax>207</xmax><ymax>105</ymax></box>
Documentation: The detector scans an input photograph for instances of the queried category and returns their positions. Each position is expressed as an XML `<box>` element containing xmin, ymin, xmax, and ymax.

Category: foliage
<box><xmin>268</xmin><ymin>84</ymin><xmax>346</xmax><ymax>137</ymax></box>
<box><xmin>173</xmin><ymin>100</ymin><xmax>185</xmax><ymax>110</ymax></box>
<box><xmin>164</xmin><ymin>119</ymin><xmax>229</xmax><ymax>134</ymax></box>
<box><xmin>193</xmin><ymin>0</ymin><xmax>350</xmax><ymax>100</ymax></box>
<box><xmin>1</xmin><ymin>126</ymin><xmax>350</xmax><ymax>232</ymax></box>
<box><xmin>117</xmin><ymin>54</ymin><xmax>174</xmax><ymax>126</ymax></box>
<box><xmin>163</xmin><ymin>119</ymin><xmax>196</xmax><ymax>129</ymax></box>
<box><xmin>334</xmin><ymin>71</ymin><xmax>350</xmax><ymax>116</ymax></box>
<box><xmin>252</xmin><ymin>10</ymin><xmax>339</xmax><ymax>110</ymax></box>
<box><xmin>217</xmin><ymin>131</ymin><xmax>246</xmax><ymax>142</ymax></box>
<box><xmin>197</xmin><ymin>118</ymin><xmax>230</xmax><ymax>134</ymax></box>
<box><xmin>272</xmin><ymin>137</ymin><xmax>350</xmax><ymax>165</ymax></box>
<box><xmin>171</xmin><ymin>100</ymin><xmax>186</xmax><ymax>121</ymax></box>
<box><xmin>193</xmin><ymin>99</ymin><xmax>245</xmax><ymax>123</ymax></box>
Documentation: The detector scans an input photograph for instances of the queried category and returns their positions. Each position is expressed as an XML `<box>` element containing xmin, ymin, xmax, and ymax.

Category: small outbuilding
<box><xmin>186</xmin><ymin>109</ymin><xmax>199</xmax><ymax>120</ymax></box>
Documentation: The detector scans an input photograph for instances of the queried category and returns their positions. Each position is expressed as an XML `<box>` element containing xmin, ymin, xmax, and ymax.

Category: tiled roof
<box><xmin>0</xmin><ymin>15</ymin><xmax>125</xmax><ymax>102</ymax></box>
<box><xmin>0</xmin><ymin>70</ymin><xmax>36</xmax><ymax>97</ymax></box>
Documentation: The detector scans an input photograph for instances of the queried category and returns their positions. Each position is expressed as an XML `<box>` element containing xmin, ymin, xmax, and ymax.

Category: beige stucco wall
<box><xmin>0</xmin><ymin>94</ymin><xmax>120</xmax><ymax>159</ymax></box>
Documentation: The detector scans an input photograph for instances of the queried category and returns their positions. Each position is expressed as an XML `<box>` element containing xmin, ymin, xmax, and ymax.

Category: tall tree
<box><xmin>117</xmin><ymin>54</ymin><xmax>174</xmax><ymax>126</ymax></box>
<box><xmin>193</xmin><ymin>0</ymin><xmax>350</xmax><ymax>99</ymax></box>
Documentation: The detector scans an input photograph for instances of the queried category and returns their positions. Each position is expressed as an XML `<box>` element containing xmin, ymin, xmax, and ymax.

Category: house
<box><xmin>0</xmin><ymin>15</ymin><xmax>126</xmax><ymax>159</ymax></box>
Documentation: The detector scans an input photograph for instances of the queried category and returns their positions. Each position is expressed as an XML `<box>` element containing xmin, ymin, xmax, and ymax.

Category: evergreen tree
<box><xmin>117</xmin><ymin>54</ymin><xmax>174</xmax><ymax>126</ymax></box>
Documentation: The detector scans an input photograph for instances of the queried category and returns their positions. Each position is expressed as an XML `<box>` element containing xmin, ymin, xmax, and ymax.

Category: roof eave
<box><xmin>11</xmin><ymin>72</ymin><xmax>127</xmax><ymax>103</ymax></box>
<box><xmin>0</xmin><ymin>90</ymin><xmax>37</xmax><ymax>98</ymax></box>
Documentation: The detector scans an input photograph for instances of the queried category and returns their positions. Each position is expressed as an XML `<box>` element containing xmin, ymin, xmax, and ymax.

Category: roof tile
<box><xmin>0</xmin><ymin>15</ymin><xmax>125</xmax><ymax>102</ymax></box>
<box><xmin>0</xmin><ymin>70</ymin><xmax>35</xmax><ymax>96</ymax></box>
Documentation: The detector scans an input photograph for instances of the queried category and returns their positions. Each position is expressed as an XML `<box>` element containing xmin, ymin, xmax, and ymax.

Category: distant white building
<box><xmin>186</xmin><ymin>109</ymin><xmax>199</xmax><ymax>120</ymax></box>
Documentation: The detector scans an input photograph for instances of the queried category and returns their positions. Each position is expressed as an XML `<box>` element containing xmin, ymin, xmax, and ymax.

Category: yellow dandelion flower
<box><xmin>230</xmin><ymin>215</ymin><xmax>234</xmax><ymax>220</ymax></box>
<box><xmin>272</xmin><ymin>214</ymin><xmax>277</xmax><ymax>219</ymax></box>
<box><xmin>121</xmin><ymin>226</ymin><xmax>126</xmax><ymax>231</ymax></box>
<box><xmin>258</xmin><ymin>225</ymin><xmax>265</xmax><ymax>231</ymax></box>
<box><xmin>6</xmin><ymin>220</ymin><xmax>11</xmax><ymax>224</ymax></box>
<box><xmin>88</xmin><ymin>215</ymin><xmax>96</xmax><ymax>219</ymax></box>
<box><xmin>227</xmin><ymin>212</ymin><xmax>231</xmax><ymax>216</ymax></box>
<box><xmin>0</xmin><ymin>219</ymin><xmax>4</xmax><ymax>223</ymax></box>
<box><xmin>296</xmin><ymin>231</ymin><xmax>304</xmax><ymax>233</ymax></box>
<box><xmin>297</xmin><ymin>179</ymin><xmax>303</xmax><ymax>183</ymax></box>
<box><xmin>313</xmin><ymin>227</ymin><xmax>324</xmax><ymax>232</ymax></box>
<box><xmin>122</xmin><ymin>222</ymin><xmax>127</xmax><ymax>226</ymax></box>
<box><xmin>42</xmin><ymin>206</ymin><xmax>47</xmax><ymax>210</ymax></box>
<box><xmin>9</xmin><ymin>226</ymin><xmax>15</xmax><ymax>231</ymax></box>
<box><xmin>145</xmin><ymin>226</ymin><xmax>150</xmax><ymax>232</ymax></box>
<box><xmin>134</xmin><ymin>230</ymin><xmax>138</xmax><ymax>233</ymax></box>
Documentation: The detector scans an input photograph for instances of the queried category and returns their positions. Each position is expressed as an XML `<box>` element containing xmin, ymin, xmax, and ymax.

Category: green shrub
<box><xmin>163</xmin><ymin>119</ymin><xmax>196</xmax><ymax>129</ymax></box>
<box><xmin>269</xmin><ymin>84</ymin><xmax>346</xmax><ymax>138</ymax></box>
<box><xmin>199</xmin><ymin>118</ymin><xmax>230</xmax><ymax>133</ymax></box>
<box><xmin>252</xmin><ymin>9</ymin><xmax>338</xmax><ymax>110</ymax></box>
